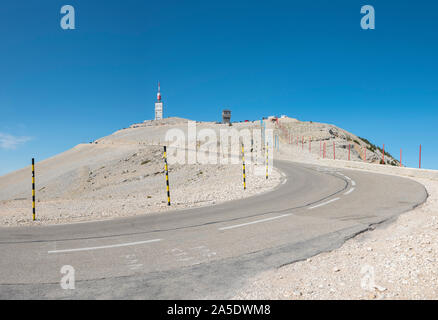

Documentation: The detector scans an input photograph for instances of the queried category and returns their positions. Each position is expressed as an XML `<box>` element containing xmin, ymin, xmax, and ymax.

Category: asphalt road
<box><xmin>0</xmin><ymin>160</ymin><xmax>427</xmax><ymax>299</ymax></box>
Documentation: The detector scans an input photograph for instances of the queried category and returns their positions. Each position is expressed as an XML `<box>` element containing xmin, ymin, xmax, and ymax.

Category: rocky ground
<box><xmin>0</xmin><ymin>161</ymin><xmax>280</xmax><ymax>227</ymax></box>
<box><xmin>0</xmin><ymin>118</ymin><xmax>281</xmax><ymax>226</ymax></box>
<box><xmin>2</xmin><ymin>116</ymin><xmax>435</xmax><ymax>298</ymax></box>
<box><xmin>273</xmin><ymin>117</ymin><xmax>400</xmax><ymax>165</ymax></box>
<box><xmin>234</xmin><ymin>119</ymin><xmax>438</xmax><ymax>300</ymax></box>
<box><xmin>235</xmin><ymin>176</ymin><xmax>438</xmax><ymax>300</ymax></box>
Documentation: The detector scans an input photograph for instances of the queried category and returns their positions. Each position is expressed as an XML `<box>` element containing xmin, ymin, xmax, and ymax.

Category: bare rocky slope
<box><xmin>0</xmin><ymin>117</ymin><xmax>280</xmax><ymax>226</ymax></box>
<box><xmin>274</xmin><ymin>117</ymin><xmax>400</xmax><ymax>165</ymax></box>
<box><xmin>0</xmin><ymin>116</ymin><xmax>399</xmax><ymax>227</ymax></box>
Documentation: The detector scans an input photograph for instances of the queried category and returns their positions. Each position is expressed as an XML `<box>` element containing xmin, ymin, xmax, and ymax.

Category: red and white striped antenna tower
<box><xmin>157</xmin><ymin>81</ymin><xmax>161</xmax><ymax>102</ymax></box>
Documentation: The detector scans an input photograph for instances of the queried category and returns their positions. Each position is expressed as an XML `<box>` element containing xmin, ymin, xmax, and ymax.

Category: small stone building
<box><xmin>222</xmin><ymin>109</ymin><xmax>231</xmax><ymax>124</ymax></box>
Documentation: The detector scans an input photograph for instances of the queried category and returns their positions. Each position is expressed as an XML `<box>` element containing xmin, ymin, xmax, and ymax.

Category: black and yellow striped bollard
<box><xmin>32</xmin><ymin>158</ymin><xmax>36</xmax><ymax>221</ymax></box>
<box><xmin>241</xmin><ymin>143</ymin><xmax>246</xmax><ymax>190</ymax></box>
<box><xmin>163</xmin><ymin>146</ymin><xmax>171</xmax><ymax>206</ymax></box>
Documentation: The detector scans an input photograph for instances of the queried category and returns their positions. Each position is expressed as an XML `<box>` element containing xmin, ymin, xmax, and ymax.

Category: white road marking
<box><xmin>316</xmin><ymin>168</ymin><xmax>339</xmax><ymax>173</ymax></box>
<box><xmin>129</xmin><ymin>264</ymin><xmax>144</xmax><ymax>270</ymax></box>
<box><xmin>123</xmin><ymin>254</ymin><xmax>144</xmax><ymax>271</ymax></box>
<box><xmin>282</xmin><ymin>178</ymin><xmax>287</xmax><ymax>185</ymax></box>
<box><xmin>174</xmin><ymin>252</ymin><xmax>187</xmax><ymax>256</ymax></box>
<box><xmin>308</xmin><ymin>198</ymin><xmax>340</xmax><ymax>210</ymax></box>
<box><xmin>219</xmin><ymin>214</ymin><xmax>292</xmax><ymax>231</ymax></box>
<box><xmin>344</xmin><ymin>187</ymin><xmax>355</xmax><ymax>195</ymax></box>
<box><xmin>48</xmin><ymin>239</ymin><xmax>162</xmax><ymax>254</ymax></box>
<box><xmin>168</xmin><ymin>246</ymin><xmax>217</xmax><ymax>263</ymax></box>
<box><xmin>177</xmin><ymin>257</ymin><xmax>194</xmax><ymax>262</ymax></box>
<box><xmin>351</xmin><ymin>180</ymin><xmax>356</xmax><ymax>186</ymax></box>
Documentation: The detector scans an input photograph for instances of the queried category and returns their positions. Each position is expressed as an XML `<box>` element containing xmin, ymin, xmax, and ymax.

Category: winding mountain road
<box><xmin>0</xmin><ymin>160</ymin><xmax>427</xmax><ymax>299</ymax></box>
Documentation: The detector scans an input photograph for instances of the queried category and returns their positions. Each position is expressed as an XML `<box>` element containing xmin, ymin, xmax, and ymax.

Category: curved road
<box><xmin>0</xmin><ymin>160</ymin><xmax>427</xmax><ymax>299</ymax></box>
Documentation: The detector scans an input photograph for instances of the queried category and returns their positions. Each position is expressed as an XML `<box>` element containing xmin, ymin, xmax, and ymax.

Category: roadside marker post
<box><xmin>32</xmin><ymin>158</ymin><xmax>36</xmax><ymax>221</ymax></box>
<box><xmin>320</xmin><ymin>141</ymin><xmax>322</xmax><ymax>158</ymax></box>
<box><xmin>261</xmin><ymin>119</ymin><xmax>265</xmax><ymax>147</ymax></box>
<box><xmin>255</xmin><ymin>139</ymin><xmax>259</xmax><ymax>165</ymax></box>
<box><xmin>163</xmin><ymin>146</ymin><xmax>171</xmax><ymax>206</ymax></box>
<box><xmin>266</xmin><ymin>142</ymin><xmax>269</xmax><ymax>180</ymax></box>
<box><xmin>333</xmin><ymin>142</ymin><xmax>335</xmax><ymax>160</ymax></box>
<box><xmin>382</xmin><ymin>144</ymin><xmax>385</xmax><ymax>164</ymax></box>
<box><xmin>242</xmin><ymin>144</ymin><xmax>246</xmax><ymax>190</ymax></box>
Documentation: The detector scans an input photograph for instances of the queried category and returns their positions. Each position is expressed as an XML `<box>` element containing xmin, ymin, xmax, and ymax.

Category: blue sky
<box><xmin>0</xmin><ymin>0</ymin><xmax>437</xmax><ymax>175</ymax></box>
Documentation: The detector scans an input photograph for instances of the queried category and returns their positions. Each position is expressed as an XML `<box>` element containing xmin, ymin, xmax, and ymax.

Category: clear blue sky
<box><xmin>1</xmin><ymin>0</ymin><xmax>437</xmax><ymax>175</ymax></box>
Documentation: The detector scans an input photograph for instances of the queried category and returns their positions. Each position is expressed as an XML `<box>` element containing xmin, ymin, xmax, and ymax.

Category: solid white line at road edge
<box><xmin>308</xmin><ymin>198</ymin><xmax>340</xmax><ymax>210</ymax></box>
<box><xmin>218</xmin><ymin>214</ymin><xmax>292</xmax><ymax>231</ymax></box>
<box><xmin>48</xmin><ymin>239</ymin><xmax>162</xmax><ymax>254</ymax></box>
<box><xmin>344</xmin><ymin>187</ymin><xmax>355</xmax><ymax>195</ymax></box>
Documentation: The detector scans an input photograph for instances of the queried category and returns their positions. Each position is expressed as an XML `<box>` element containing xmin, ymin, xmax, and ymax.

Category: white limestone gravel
<box><xmin>0</xmin><ymin>118</ymin><xmax>281</xmax><ymax>227</ymax></box>
<box><xmin>235</xmin><ymin>177</ymin><xmax>438</xmax><ymax>300</ymax></box>
<box><xmin>234</xmin><ymin>119</ymin><xmax>438</xmax><ymax>300</ymax></box>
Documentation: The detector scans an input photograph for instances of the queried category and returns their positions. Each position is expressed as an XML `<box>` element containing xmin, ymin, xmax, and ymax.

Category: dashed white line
<box><xmin>344</xmin><ymin>187</ymin><xmax>355</xmax><ymax>195</ymax></box>
<box><xmin>177</xmin><ymin>257</ymin><xmax>194</xmax><ymax>262</ymax></box>
<box><xmin>308</xmin><ymin>198</ymin><xmax>340</xmax><ymax>210</ymax></box>
<box><xmin>218</xmin><ymin>214</ymin><xmax>292</xmax><ymax>231</ymax></box>
<box><xmin>339</xmin><ymin>174</ymin><xmax>355</xmax><ymax>187</ymax></box>
<box><xmin>282</xmin><ymin>178</ymin><xmax>287</xmax><ymax>185</ymax></box>
<box><xmin>48</xmin><ymin>239</ymin><xmax>162</xmax><ymax>254</ymax></box>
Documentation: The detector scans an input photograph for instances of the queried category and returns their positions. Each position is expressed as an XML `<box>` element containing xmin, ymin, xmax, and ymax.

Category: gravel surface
<box><xmin>235</xmin><ymin>177</ymin><xmax>437</xmax><ymax>299</ymax></box>
<box><xmin>273</xmin><ymin>117</ymin><xmax>399</xmax><ymax>165</ymax></box>
<box><xmin>0</xmin><ymin>161</ymin><xmax>280</xmax><ymax>227</ymax></box>
<box><xmin>3</xmin><ymin>116</ymin><xmax>435</xmax><ymax>299</ymax></box>
<box><xmin>234</xmin><ymin>121</ymin><xmax>438</xmax><ymax>299</ymax></box>
<box><xmin>0</xmin><ymin>118</ymin><xmax>281</xmax><ymax>227</ymax></box>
